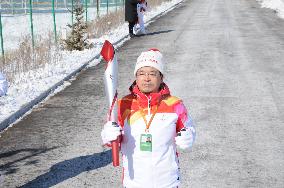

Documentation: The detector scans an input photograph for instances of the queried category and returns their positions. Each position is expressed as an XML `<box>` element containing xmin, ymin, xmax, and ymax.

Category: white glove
<box><xmin>101</xmin><ymin>121</ymin><xmax>122</xmax><ymax>145</ymax></box>
<box><xmin>175</xmin><ymin>128</ymin><xmax>194</xmax><ymax>150</ymax></box>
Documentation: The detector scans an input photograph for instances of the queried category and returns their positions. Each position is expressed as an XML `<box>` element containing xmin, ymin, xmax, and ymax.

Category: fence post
<box><xmin>85</xmin><ymin>0</ymin><xmax>88</xmax><ymax>23</ymax></box>
<box><xmin>11</xmin><ymin>0</ymin><xmax>15</xmax><ymax>14</ymax></box>
<box><xmin>71</xmin><ymin>0</ymin><xmax>74</xmax><ymax>25</ymax></box>
<box><xmin>96</xmin><ymin>0</ymin><xmax>99</xmax><ymax>17</ymax></box>
<box><xmin>24</xmin><ymin>0</ymin><xmax>27</xmax><ymax>14</ymax></box>
<box><xmin>107</xmin><ymin>0</ymin><xmax>109</xmax><ymax>14</ymax></box>
<box><xmin>0</xmin><ymin>13</ymin><xmax>5</xmax><ymax>63</ymax></box>
<box><xmin>29</xmin><ymin>0</ymin><xmax>35</xmax><ymax>48</ymax></box>
<box><xmin>52</xmin><ymin>0</ymin><xmax>57</xmax><ymax>44</ymax></box>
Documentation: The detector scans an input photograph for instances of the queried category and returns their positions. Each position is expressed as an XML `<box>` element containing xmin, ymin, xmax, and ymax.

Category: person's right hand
<box><xmin>101</xmin><ymin>121</ymin><xmax>122</xmax><ymax>145</ymax></box>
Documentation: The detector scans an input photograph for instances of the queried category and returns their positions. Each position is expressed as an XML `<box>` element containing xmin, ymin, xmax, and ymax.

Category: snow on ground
<box><xmin>0</xmin><ymin>0</ymin><xmax>183</xmax><ymax>130</ymax></box>
<box><xmin>257</xmin><ymin>0</ymin><xmax>284</xmax><ymax>18</ymax></box>
<box><xmin>0</xmin><ymin>0</ymin><xmax>284</xmax><ymax>131</ymax></box>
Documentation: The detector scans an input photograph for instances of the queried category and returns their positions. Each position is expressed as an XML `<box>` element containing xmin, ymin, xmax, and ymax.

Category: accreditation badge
<box><xmin>140</xmin><ymin>134</ymin><xmax>152</xmax><ymax>152</ymax></box>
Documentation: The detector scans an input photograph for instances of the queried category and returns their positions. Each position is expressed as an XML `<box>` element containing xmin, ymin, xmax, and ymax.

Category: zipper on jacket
<box><xmin>146</xmin><ymin>95</ymin><xmax>151</xmax><ymax>117</ymax></box>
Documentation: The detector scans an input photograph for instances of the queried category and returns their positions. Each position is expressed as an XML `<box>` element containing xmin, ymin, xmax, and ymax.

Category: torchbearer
<box><xmin>101</xmin><ymin>48</ymin><xmax>196</xmax><ymax>187</ymax></box>
<box><xmin>100</xmin><ymin>40</ymin><xmax>121</xmax><ymax>167</ymax></box>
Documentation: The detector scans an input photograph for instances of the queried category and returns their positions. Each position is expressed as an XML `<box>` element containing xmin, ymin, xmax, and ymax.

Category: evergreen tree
<box><xmin>62</xmin><ymin>0</ymin><xmax>92</xmax><ymax>51</ymax></box>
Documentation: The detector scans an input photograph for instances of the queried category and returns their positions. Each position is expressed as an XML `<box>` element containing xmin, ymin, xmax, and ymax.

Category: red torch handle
<box><xmin>101</xmin><ymin>40</ymin><xmax>120</xmax><ymax>167</ymax></box>
<box><xmin>111</xmin><ymin>138</ymin><xmax>119</xmax><ymax>166</ymax></box>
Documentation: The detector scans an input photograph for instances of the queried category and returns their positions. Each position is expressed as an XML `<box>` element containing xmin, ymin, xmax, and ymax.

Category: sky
<box><xmin>0</xmin><ymin>0</ymin><xmax>284</xmax><ymax>131</ymax></box>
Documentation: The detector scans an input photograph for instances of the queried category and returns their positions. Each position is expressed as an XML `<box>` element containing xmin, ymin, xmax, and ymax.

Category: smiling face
<box><xmin>135</xmin><ymin>66</ymin><xmax>163</xmax><ymax>94</ymax></box>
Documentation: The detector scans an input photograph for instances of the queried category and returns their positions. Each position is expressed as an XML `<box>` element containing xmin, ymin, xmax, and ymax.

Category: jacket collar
<box><xmin>129</xmin><ymin>81</ymin><xmax>170</xmax><ymax>107</ymax></box>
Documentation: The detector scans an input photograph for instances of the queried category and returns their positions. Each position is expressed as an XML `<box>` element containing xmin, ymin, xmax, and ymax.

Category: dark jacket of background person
<box><xmin>125</xmin><ymin>0</ymin><xmax>138</xmax><ymax>22</ymax></box>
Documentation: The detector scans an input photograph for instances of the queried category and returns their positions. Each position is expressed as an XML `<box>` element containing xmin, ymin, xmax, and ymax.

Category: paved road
<box><xmin>1</xmin><ymin>0</ymin><xmax>284</xmax><ymax>187</ymax></box>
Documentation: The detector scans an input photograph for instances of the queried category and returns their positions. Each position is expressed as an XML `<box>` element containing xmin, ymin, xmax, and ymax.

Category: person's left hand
<box><xmin>175</xmin><ymin>128</ymin><xmax>194</xmax><ymax>150</ymax></box>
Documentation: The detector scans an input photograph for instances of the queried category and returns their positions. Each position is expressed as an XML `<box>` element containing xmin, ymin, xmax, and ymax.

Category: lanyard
<box><xmin>139</xmin><ymin>100</ymin><xmax>160</xmax><ymax>132</ymax></box>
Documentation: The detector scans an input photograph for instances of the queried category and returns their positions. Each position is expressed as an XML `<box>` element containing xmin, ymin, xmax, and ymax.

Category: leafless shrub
<box><xmin>87</xmin><ymin>8</ymin><xmax>125</xmax><ymax>38</ymax></box>
<box><xmin>0</xmin><ymin>34</ymin><xmax>62</xmax><ymax>83</ymax></box>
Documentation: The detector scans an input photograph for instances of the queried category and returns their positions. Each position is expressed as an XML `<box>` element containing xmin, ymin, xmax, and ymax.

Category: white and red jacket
<box><xmin>118</xmin><ymin>82</ymin><xmax>195</xmax><ymax>188</ymax></box>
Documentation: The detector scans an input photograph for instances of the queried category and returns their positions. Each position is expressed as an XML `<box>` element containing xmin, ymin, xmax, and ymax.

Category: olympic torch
<box><xmin>100</xmin><ymin>40</ymin><xmax>120</xmax><ymax>167</ymax></box>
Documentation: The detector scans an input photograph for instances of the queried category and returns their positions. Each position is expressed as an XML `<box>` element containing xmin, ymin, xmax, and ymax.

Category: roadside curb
<box><xmin>0</xmin><ymin>0</ymin><xmax>183</xmax><ymax>132</ymax></box>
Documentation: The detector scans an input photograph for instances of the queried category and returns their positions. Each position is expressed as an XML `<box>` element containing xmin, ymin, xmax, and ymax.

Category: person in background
<box><xmin>101</xmin><ymin>49</ymin><xmax>196</xmax><ymax>187</ymax></box>
<box><xmin>125</xmin><ymin>0</ymin><xmax>139</xmax><ymax>38</ymax></box>
<box><xmin>0</xmin><ymin>71</ymin><xmax>8</xmax><ymax>97</ymax></box>
<box><xmin>134</xmin><ymin>0</ymin><xmax>148</xmax><ymax>35</ymax></box>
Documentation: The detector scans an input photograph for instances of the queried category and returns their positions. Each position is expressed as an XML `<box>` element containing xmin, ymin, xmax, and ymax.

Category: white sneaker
<box><xmin>133</xmin><ymin>25</ymin><xmax>139</xmax><ymax>35</ymax></box>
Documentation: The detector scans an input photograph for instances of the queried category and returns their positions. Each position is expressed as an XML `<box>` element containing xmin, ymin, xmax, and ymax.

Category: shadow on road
<box><xmin>19</xmin><ymin>150</ymin><xmax>112</xmax><ymax>188</ymax></box>
<box><xmin>0</xmin><ymin>147</ymin><xmax>58</xmax><ymax>175</ymax></box>
<box><xmin>136</xmin><ymin>29</ymin><xmax>174</xmax><ymax>37</ymax></box>
<box><xmin>147</xmin><ymin>29</ymin><xmax>174</xmax><ymax>36</ymax></box>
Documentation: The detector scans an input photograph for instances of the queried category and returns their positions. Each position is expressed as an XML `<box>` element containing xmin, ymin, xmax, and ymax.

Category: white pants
<box><xmin>137</xmin><ymin>12</ymin><xmax>145</xmax><ymax>32</ymax></box>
